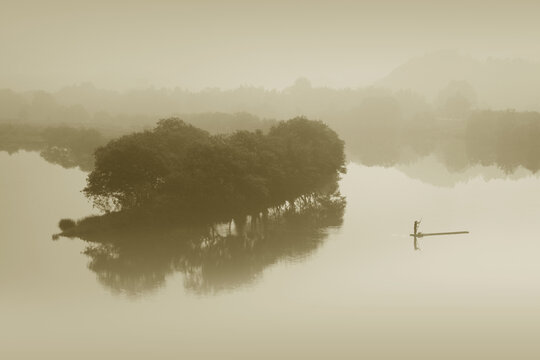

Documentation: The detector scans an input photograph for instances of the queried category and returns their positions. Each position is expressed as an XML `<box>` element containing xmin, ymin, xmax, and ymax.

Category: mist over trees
<box><xmin>0</xmin><ymin>88</ymin><xmax>278</xmax><ymax>134</ymax></box>
<box><xmin>0</xmin><ymin>77</ymin><xmax>452</xmax><ymax>171</ymax></box>
<box><xmin>3</xmin><ymin>52</ymin><xmax>540</xmax><ymax>181</ymax></box>
<box><xmin>0</xmin><ymin>123</ymin><xmax>108</xmax><ymax>170</ymax></box>
<box><xmin>4</xmin><ymin>91</ymin><xmax>540</xmax><ymax>180</ymax></box>
<box><xmin>4</xmin><ymin>52</ymin><xmax>540</xmax><ymax>128</ymax></box>
<box><xmin>465</xmin><ymin>110</ymin><xmax>540</xmax><ymax>173</ymax></box>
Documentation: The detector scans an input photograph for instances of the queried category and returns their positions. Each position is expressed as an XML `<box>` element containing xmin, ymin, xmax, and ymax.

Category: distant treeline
<box><xmin>0</xmin><ymin>88</ymin><xmax>278</xmax><ymax>132</ymax></box>
<box><xmin>0</xmin><ymin>81</ymin><xmax>433</xmax><ymax>122</ymax></box>
<box><xmin>0</xmin><ymin>81</ymin><xmax>477</xmax><ymax>170</ymax></box>
<box><xmin>348</xmin><ymin>109</ymin><xmax>540</xmax><ymax>174</ymax></box>
<box><xmin>0</xmin><ymin>111</ymin><xmax>276</xmax><ymax>170</ymax></box>
<box><xmin>4</xmin><ymin>109</ymin><xmax>540</xmax><ymax>175</ymax></box>
<box><xmin>0</xmin><ymin>124</ymin><xmax>107</xmax><ymax>171</ymax></box>
<box><xmin>466</xmin><ymin>111</ymin><xmax>540</xmax><ymax>172</ymax></box>
<box><xmin>83</xmin><ymin>117</ymin><xmax>346</xmax><ymax>224</ymax></box>
<box><xmin>3</xmin><ymin>85</ymin><xmax>540</xmax><ymax>176</ymax></box>
<box><xmin>1</xmin><ymin>80</ymin><xmax>458</xmax><ymax>133</ymax></box>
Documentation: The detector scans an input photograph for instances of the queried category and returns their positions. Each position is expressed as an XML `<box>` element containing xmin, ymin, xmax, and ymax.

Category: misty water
<box><xmin>2</xmin><ymin>150</ymin><xmax>540</xmax><ymax>359</ymax></box>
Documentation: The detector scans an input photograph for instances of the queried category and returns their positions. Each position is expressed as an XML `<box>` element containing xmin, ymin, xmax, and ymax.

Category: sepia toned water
<box><xmin>2</xmin><ymin>150</ymin><xmax>540</xmax><ymax>359</ymax></box>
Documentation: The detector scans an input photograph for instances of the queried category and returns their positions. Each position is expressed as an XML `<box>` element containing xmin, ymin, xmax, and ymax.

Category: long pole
<box><xmin>409</xmin><ymin>231</ymin><xmax>469</xmax><ymax>238</ymax></box>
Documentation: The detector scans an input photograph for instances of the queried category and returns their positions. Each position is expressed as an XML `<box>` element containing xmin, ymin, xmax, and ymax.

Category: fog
<box><xmin>4</xmin><ymin>2</ymin><xmax>540</xmax><ymax>359</ymax></box>
<box><xmin>2</xmin><ymin>0</ymin><xmax>540</xmax><ymax>91</ymax></box>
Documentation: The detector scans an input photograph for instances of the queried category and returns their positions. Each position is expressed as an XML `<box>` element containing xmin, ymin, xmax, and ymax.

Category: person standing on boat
<box><xmin>413</xmin><ymin>220</ymin><xmax>421</xmax><ymax>250</ymax></box>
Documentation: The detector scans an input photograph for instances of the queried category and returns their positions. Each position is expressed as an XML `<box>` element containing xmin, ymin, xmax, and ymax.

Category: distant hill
<box><xmin>376</xmin><ymin>50</ymin><xmax>540</xmax><ymax>111</ymax></box>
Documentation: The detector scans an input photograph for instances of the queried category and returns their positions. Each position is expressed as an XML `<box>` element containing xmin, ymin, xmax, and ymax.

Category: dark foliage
<box><xmin>58</xmin><ymin>218</ymin><xmax>76</xmax><ymax>231</ymax></box>
<box><xmin>83</xmin><ymin>117</ymin><xmax>346</xmax><ymax>223</ymax></box>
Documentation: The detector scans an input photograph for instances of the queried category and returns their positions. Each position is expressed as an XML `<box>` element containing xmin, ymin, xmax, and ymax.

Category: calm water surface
<box><xmin>2</xmin><ymin>150</ymin><xmax>540</xmax><ymax>359</ymax></box>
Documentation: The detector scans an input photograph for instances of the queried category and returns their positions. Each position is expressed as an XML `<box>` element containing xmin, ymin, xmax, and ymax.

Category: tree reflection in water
<box><xmin>59</xmin><ymin>192</ymin><xmax>345</xmax><ymax>296</ymax></box>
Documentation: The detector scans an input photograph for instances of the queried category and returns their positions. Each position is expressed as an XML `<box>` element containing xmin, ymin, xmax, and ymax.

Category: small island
<box><xmin>55</xmin><ymin>117</ymin><xmax>347</xmax><ymax>293</ymax></box>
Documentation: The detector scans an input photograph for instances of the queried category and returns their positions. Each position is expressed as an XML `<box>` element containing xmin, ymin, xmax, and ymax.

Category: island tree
<box><xmin>83</xmin><ymin>117</ymin><xmax>346</xmax><ymax>223</ymax></box>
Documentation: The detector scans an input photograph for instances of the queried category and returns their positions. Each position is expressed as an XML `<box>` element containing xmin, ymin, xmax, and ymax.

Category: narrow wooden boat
<box><xmin>410</xmin><ymin>231</ymin><xmax>469</xmax><ymax>238</ymax></box>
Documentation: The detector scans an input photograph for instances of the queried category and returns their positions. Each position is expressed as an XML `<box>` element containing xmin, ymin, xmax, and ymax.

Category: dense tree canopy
<box><xmin>83</xmin><ymin>117</ymin><xmax>345</xmax><ymax>222</ymax></box>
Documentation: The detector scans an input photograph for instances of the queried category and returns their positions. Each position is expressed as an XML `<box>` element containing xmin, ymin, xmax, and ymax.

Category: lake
<box><xmin>2</xmin><ymin>150</ymin><xmax>540</xmax><ymax>359</ymax></box>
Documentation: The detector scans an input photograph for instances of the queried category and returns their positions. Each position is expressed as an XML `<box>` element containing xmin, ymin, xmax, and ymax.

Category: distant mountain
<box><xmin>376</xmin><ymin>50</ymin><xmax>540</xmax><ymax>111</ymax></box>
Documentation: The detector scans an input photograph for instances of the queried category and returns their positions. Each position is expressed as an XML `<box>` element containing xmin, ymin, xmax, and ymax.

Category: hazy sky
<box><xmin>2</xmin><ymin>0</ymin><xmax>540</xmax><ymax>91</ymax></box>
